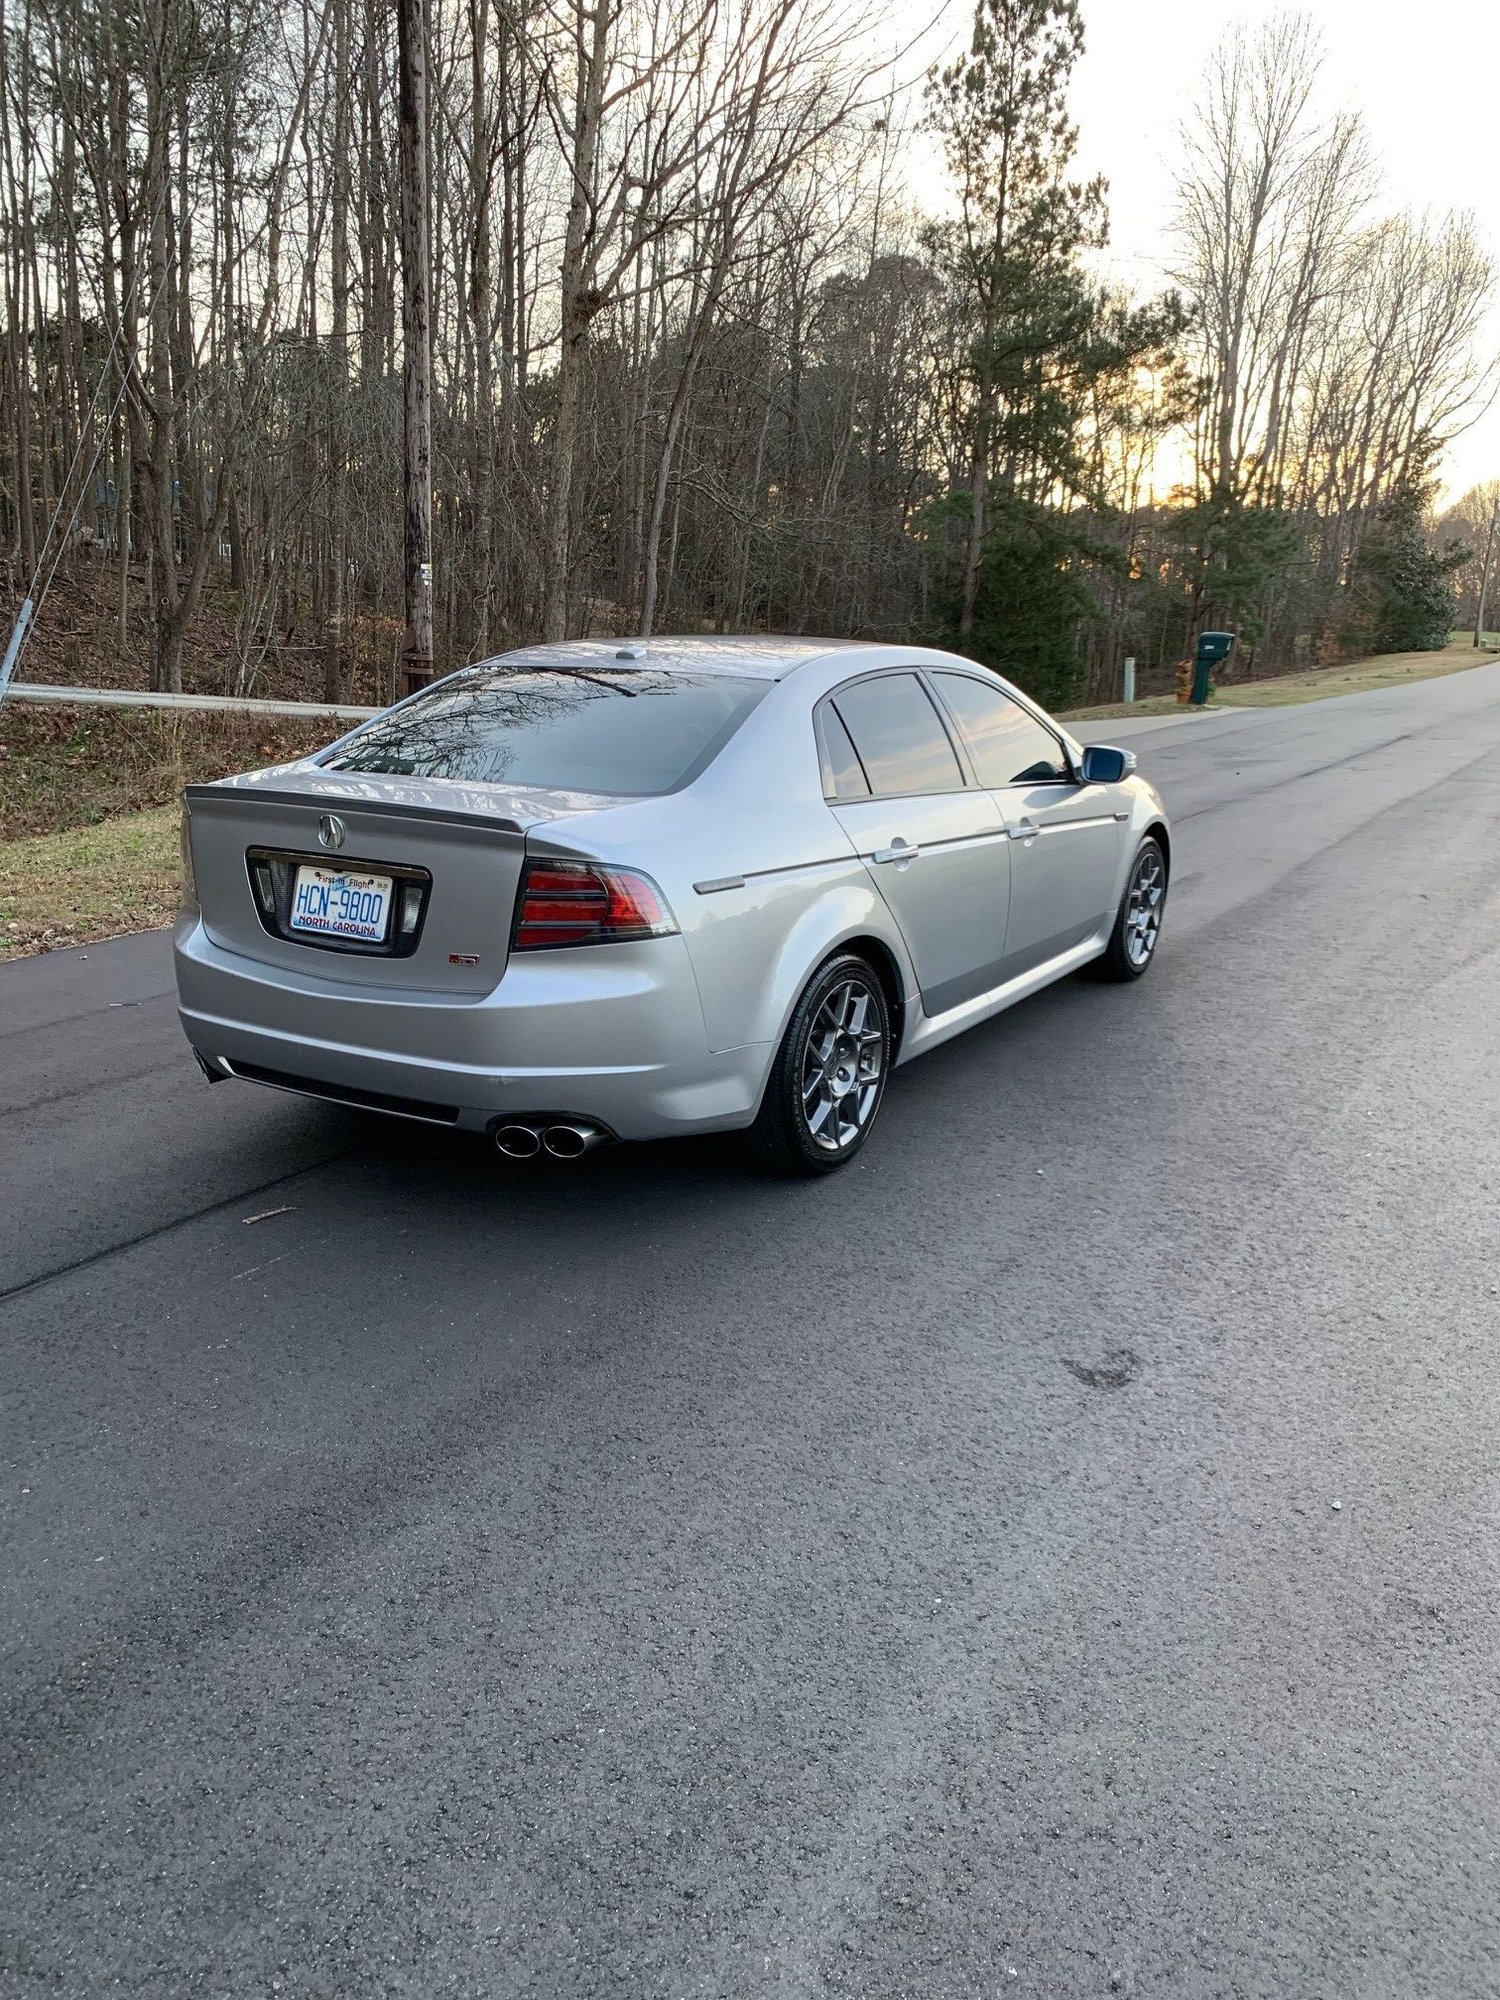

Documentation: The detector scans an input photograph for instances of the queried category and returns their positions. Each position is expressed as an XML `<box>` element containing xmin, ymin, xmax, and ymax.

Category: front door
<box><xmin>819</xmin><ymin>672</ymin><xmax>1011</xmax><ymax>1017</ymax></box>
<box><xmin>928</xmin><ymin>670</ymin><xmax>1127</xmax><ymax>978</ymax></box>
<box><xmin>992</xmin><ymin>778</ymin><xmax>1125</xmax><ymax>973</ymax></box>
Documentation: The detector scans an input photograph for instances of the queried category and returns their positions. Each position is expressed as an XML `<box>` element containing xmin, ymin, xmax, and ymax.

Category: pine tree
<box><xmin>1351</xmin><ymin>480</ymin><xmax>1465</xmax><ymax>654</ymax></box>
<box><xmin>926</xmin><ymin>0</ymin><xmax>1104</xmax><ymax>641</ymax></box>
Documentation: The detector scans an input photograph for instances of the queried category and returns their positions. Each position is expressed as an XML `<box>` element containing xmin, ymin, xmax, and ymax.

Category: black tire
<box><xmin>1086</xmin><ymin>834</ymin><xmax>1167</xmax><ymax>982</ymax></box>
<box><xmin>748</xmin><ymin>952</ymin><xmax>892</xmax><ymax>1175</ymax></box>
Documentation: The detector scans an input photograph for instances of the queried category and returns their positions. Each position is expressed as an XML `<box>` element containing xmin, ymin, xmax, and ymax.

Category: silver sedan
<box><xmin>175</xmin><ymin>638</ymin><xmax>1170</xmax><ymax>1173</ymax></box>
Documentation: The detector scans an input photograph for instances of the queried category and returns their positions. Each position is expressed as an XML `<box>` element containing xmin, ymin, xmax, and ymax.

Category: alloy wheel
<box><xmin>799</xmin><ymin>976</ymin><xmax>885</xmax><ymax>1153</ymax></box>
<box><xmin>1125</xmin><ymin>846</ymin><xmax>1165</xmax><ymax>968</ymax></box>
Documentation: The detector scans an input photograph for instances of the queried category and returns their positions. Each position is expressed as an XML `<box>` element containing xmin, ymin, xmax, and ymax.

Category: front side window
<box><xmin>322</xmin><ymin>667</ymin><xmax>766</xmax><ymax>797</ymax></box>
<box><xmin>932</xmin><ymin>672</ymin><xmax>1072</xmax><ymax>787</ymax></box>
<box><xmin>829</xmin><ymin>673</ymin><xmax>965</xmax><ymax>798</ymax></box>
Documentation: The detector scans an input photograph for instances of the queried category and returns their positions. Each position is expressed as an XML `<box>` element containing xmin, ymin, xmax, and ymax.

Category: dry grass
<box><xmin>1061</xmin><ymin>692</ymin><xmax>1200</xmax><ymax>722</ymax></box>
<box><xmin>1</xmin><ymin>803</ymin><xmax>182</xmax><ymax>958</ymax></box>
<box><xmin>0</xmin><ymin>703</ymin><xmax>338</xmax><ymax>958</ymax></box>
<box><xmin>1061</xmin><ymin>640</ymin><xmax>1495</xmax><ymax>724</ymax></box>
<box><xmin>1</xmin><ymin>701</ymin><xmax>336</xmax><ymax>840</ymax></box>
<box><xmin>1215</xmin><ymin>641</ymin><xmax>1493</xmax><ymax>707</ymax></box>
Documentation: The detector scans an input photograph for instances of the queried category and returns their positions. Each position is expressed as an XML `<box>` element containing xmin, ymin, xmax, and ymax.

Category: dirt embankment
<box><xmin>0</xmin><ymin>701</ymin><xmax>340</xmax><ymax>958</ymax></box>
<box><xmin>1</xmin><ymin>555</ymin><xmax>401</xmax><ymax>706</ymax></box>
<box><xmin>1</xmin><ymin>702</ymin><xmax>337</xmax><ymax>841</ymax></box>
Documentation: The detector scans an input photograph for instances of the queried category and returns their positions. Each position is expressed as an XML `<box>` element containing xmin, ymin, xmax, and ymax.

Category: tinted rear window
<box><xmin>831</xmin><ymin>673</ymin><xmax>965</xmax><ymax>797</ymax></box>
<box><xmin>323</xmin><ymin>668</ymin><xmax>766</xmax><ymax>796</ymax></box>
<box><xmin>816</xmin><ymin>701</ymin><xmax>872</xmax><ymax>800</ymax></box>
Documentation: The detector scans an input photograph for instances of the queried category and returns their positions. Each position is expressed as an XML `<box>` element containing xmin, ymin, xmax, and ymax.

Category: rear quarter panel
<box><xmin>678</xmin><ymin>864</ymin><xmax>905</xmax><ymax>1054</ymax></box>
<box><xmin>526</xmin><ymin>687</ymin><xmax>915</xmax><ymax>1057</ymax></box>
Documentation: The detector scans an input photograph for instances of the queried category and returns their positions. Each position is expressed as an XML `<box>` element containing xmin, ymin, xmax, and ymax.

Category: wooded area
<box><xmin>0</xmin><ymin>0</ymin><xmax>1493</xmax><ymax>712</ymax></box>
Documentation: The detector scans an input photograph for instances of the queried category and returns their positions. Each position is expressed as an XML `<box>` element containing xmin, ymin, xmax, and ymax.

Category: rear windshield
<box><xmin>321</xmin><ymin>667</ymin><xmax>766</xmax><ymax>796</ymax></box>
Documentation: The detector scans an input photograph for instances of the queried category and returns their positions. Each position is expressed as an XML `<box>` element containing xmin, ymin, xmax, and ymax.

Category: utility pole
<box><xmin>397</xmin><ymin>0</ymin><xmax>434</xmax><ymax>699</ymax></box>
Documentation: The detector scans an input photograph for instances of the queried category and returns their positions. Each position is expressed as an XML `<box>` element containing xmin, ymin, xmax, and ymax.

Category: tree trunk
<box><xmin>142</xmin><ymin>0</ymin><xmax>182</xmax><ymax>694</ymax></box>
<box><xmin>1475</xmin><ymin>498</ymin><xmax>1498</xmax><ymax>648</ymax></box>
<box><xmin>114</xmin><ymin>428</ymin><xmax>130</xmax><ymax>647</ymax></box>
<box><xmin>958</xmin><ymin>358</ymin><xmax>994</xmax><ymax>640</ymax></box>
<box><xmin>324</xmin><ymin>0</ymin><xmax>351</xmax><ymax>700</ymax></box>
<box><xmin>467</xmin><ymin>0</ymin><xmax>494</xmax><ymax>660</ymax></box>
<box><xmin>640</xmin><ymin>359</ymin><xmax>698</xmax><ymax>636</ymax></box>
<box><xmin>541</xmin><ymin>0</ymin><xmax>609</xmax><ymax>643</ymax></box>
<box><xmin>397</xmin><ymin>0</ymin><xmax>434</xmax><ymax>692</ymax></box>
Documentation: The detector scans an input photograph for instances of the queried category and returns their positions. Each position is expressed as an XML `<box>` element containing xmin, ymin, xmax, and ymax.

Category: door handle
<box><xmin>1007</xmin><ymin>819</ymin><xmax>1039</xmax><ymax>843</ymax></box>
<box><xmin>872</xmin><ymin>840</ymin><xmax>919</xmax><ymax>865</ymax></box>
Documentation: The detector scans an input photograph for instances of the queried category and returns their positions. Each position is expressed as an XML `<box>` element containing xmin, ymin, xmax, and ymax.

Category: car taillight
<box><xmin>511</xmin><ymin>859</ymin><xmax>678</xmax><ymax>951</ymax></box>
<box><xmin>179</xmin><ymin>812</ymin><xmax>197</xmax><ymax>904</ymax></box>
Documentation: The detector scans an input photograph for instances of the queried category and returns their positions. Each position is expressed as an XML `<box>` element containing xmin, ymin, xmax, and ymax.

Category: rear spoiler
<box><xmin>181</xmin><ymin>783</ymin><xmax>525</xmax><ymax>838</ymax></box>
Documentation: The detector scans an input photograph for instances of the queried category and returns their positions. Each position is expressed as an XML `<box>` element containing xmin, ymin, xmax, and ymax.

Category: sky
<box><xmin>888</xmin><ymin>0</ymin><xmax>1500</xmax><ymax>500</ymax></box>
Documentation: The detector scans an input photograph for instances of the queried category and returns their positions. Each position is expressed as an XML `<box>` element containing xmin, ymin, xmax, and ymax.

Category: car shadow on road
<box><xmin>298</xmin><ymin>959</ymin><xmax>1161</xmax><ymax>1253</ymax></box>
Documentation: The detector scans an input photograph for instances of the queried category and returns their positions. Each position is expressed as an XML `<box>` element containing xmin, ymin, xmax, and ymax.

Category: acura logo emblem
<box><xmin>317</xmin><ymin>813</ymin><xmax>346</xmax><ymax>850</ymax></box>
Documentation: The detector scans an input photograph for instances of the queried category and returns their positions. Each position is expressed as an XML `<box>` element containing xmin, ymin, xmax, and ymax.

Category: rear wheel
<box><xmin>1087</xmin><ymin>835</ymin><xmax>1167</xmax><ymax>982</ymax></box>
<box><xmin>749</xmin><ymin>953</ymin><xmax>891</xmax><ymax>1175</ymax></box>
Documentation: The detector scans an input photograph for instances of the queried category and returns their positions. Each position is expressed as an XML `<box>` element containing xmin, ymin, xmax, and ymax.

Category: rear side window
<box><xmin>830</xmin><ymin>673</ymin><xmax>965</xmax><ymax>798</ymax></box>
<box><xmin>816</xmin><ymin>702</ymin><xmax>871</xmax><ymax>800</ymax></box>
<box><xmin>322</xmin><ymin>667</ymin><xmax>766</xmax><ymax>797</ymax></box>
<box><xmin>932</xmin><ymin>672</ymin><xmax>1072</xmax><ymax>786</ymax></box>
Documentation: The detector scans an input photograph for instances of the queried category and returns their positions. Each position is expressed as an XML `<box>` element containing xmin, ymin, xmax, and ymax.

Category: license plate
<box><xmin>289</xmin><ymin>865</ymin><xmax>393</xmax><ymax>942</ymax></box>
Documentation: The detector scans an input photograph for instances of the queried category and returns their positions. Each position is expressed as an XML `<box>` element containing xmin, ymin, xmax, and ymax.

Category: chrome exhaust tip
<box><xmin>541</xmin><ymin>1122</ymin><xmax>606</xmax><ymax>1159</ymax></box>
<box><xmin>493</xmin><ymin>1123</ymin><xmax>543</xmax><ymax>1159</ymax></box>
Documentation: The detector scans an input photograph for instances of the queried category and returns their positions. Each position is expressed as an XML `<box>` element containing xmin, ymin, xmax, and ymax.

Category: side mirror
<box><xmin>1079</xmin><ymin>744</ymin><xmax>1136</xmax><ymax>785</ymax></box>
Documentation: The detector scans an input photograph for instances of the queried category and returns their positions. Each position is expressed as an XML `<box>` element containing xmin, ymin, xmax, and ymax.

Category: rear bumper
<box><xmin>173</xmin><ymin>917</ymin><xmax>768</xmax><ymax>1140</ymax></box>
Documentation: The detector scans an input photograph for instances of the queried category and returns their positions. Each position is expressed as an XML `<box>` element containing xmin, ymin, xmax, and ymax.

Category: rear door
<box><xmin>821</xmin><ymin>671</ymin><xmax>1010</xmax><ymax>1017</ymax></box>
<box><xmin>929</xmin><ymin>670</ymin><xmax>1126</xmax><ymax>977</ymax></box>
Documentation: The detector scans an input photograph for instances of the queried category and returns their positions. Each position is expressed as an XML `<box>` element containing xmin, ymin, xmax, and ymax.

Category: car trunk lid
<box><xmin>183</xmin><ymin>765</ymin><xmax>599</xmax><ymax>995</ymax></box>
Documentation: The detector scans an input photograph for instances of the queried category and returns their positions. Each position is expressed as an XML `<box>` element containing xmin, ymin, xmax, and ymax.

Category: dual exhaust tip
<box><xmin>493</xmin><ymin>1120</ymin><xmax>607</xmax><ymax>1161</ymax></box>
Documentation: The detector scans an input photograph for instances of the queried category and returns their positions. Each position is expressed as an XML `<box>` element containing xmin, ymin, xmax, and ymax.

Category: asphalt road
<box><xmin>5</xmin><ymin>664</ymin><xmax>1500</xmax><ymax>1998</ymax></box>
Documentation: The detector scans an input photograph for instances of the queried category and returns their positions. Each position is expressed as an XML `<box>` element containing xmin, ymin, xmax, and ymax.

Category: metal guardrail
<box><xmin>3</xmin><ymin>682</ymin><xmax>381</xmax><ymax>722</ymax></box>
<box><xmin>0</xmin><ymin>597</ymin><xmax>34</xmax><ymax>701</ymax></box>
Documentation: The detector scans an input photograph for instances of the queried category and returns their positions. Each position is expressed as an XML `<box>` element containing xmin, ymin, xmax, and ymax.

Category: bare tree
<box><xmin>0</xmin><ymin>0</ymin><xmax>1494</xmax><ymax>713</ymax></box>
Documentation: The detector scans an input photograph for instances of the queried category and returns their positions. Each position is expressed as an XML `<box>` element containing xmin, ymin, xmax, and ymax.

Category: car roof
<box><xmin>476</xmin><ymin>636</ymin><xmax>883</xmax><ymax>683</ymax></box>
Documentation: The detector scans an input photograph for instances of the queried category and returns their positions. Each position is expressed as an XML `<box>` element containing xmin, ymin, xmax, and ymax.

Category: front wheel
<box><xmin>748</xmin><ymin>953</ymin><xmax>891</xmax><ymax>1175</ymax></box>
<box><xmin>1086</xmin><ymin>835</ymin><xmax>1167</xmax><ymax>982</ymax></box>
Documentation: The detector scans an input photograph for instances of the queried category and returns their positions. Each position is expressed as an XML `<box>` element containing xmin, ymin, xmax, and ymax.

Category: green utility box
<box><xmin>1192</xmin><ymin>630</ymin><xmax>1235</xmax><ymax>705</ymax></box>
